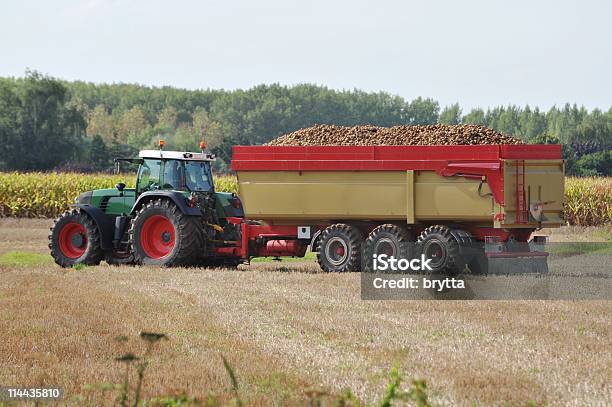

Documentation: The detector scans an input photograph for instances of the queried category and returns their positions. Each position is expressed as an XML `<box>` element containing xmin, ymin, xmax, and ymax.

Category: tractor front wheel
<box><xmin>49</xmin><ymin>209</ymin><xmax>104</xmax><ymax>267</ymax></box>
<box><xmin>129</xmin><ymin>199</ymin><xmax>204</xmax><ymax>266</ymax></box>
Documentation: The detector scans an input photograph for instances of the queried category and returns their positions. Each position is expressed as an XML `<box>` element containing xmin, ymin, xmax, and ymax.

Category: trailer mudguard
<box><xmin>72</xmin><ymin>204</ymin><xmax>115</xmax><ymax>250</ymax></box>
<box><xmin>130</xmin><ymin>191</ymin><xmax>202</xmax><ymax>216</ymax></box>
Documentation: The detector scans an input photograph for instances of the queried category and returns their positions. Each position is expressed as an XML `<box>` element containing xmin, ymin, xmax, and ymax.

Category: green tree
<box><xmin>87</xmin><ymin>104</ymin><xmax>116</xmax><ymax>144</ymax></box>
<box><xmin>1</xmin><ymin>70</ymin><xmax>85</xmax><ymax>170</ymax></box>
<box><xmin>573</xmin><ymin>151</ymin><xmax>612</xmax><ymax>176</ymax></box>
<box><xmin>118</xmin><ymin>106</ymin><xmax>148</xmax><ymax>144</ymax></box>
<box><xmin>89</xmin><ymin>134</ymin><xmax>110</xmax><ymax>171</ymax></box>
<box><xmin>127</xmin><ymin>127</ymin><xmax>157</xmax><ymax>150</ymax></box>
<box><xmin>0</xmin><ymin>79</ymin><xmax>20</xmax><ymax>170</ymax></box>
<box><xmin>462</xmin><ymin>108</ymin><xmax>486</xmax><ymax>125</ymax></box>
<box><xmin>157</xmin><ymin>106</ymin><xmax>177</xmax><ymax>130</ymax></box>
<box><xmin>439</xmin><ymin>103</ymin><xmax>462</xmax><ymax>124</ymax></box>
<box><xmin>192</xmin><ymin>107</ymin><xmax>224</xmax><ymax>150</ymax></box>
<box><xmin>404</xmin><ymin>97</ymin><xmax>439</xmax><ymax>124</ymax></box>
<box><xmin>1</xmin><ymin>71</ymin><xmax>611</xmax><ymax>173</ymax></box>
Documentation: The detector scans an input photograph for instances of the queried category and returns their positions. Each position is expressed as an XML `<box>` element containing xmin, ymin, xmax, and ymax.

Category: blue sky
<box><xmin>1</xmin><ymin>0</ymin><xmax>610</xmax><ymax>110</ymax></box>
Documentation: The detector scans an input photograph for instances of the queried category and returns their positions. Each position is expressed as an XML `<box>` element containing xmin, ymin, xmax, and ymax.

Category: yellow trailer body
<box><xmin>232</xmin><ymin>144</ymin><xmax>565</xmax><ymax>229</ymax></box>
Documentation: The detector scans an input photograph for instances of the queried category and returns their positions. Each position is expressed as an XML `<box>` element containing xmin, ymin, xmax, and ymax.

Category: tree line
<box><xmin>0</xmin><ymin>70</ymin><xmax>610</xmax><ymax>175</ymax></box>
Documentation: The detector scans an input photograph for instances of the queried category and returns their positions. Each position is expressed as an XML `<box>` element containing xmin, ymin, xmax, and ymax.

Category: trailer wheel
<box><xmin>129</xmin><ymin>199</ymin><xmax>204</xmax><ymax>266</ymax></box>
<box><xmin>417</xmin><ymin>225</ymin><xmax>461</xmax><ymax>274</ymax></box>
<box><xmin>364</xmin><ymin>224</ymin><xmax>414</xmax><ymax>272</ymax></box>
<box><xmin>49</xmin><ymin>209</ymin><xmax>104</xmax><ymax>268</ymax></box>
<box><xmin>317</xmin><ymin>224</ymin><xmax>363</xmax><ymax>272</ymax></box>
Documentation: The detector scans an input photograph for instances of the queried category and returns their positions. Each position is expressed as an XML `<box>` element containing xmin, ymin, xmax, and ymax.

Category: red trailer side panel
<box><xmin>231</xmin><ymin>145</ymin><xmax>561</xmax><ymax>172</ymax></box>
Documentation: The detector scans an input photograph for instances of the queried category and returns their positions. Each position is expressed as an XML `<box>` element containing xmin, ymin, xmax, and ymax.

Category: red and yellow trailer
<box><xmin>223</xmin><ymin>144</ymin><xmax>564</xmax><ymax>274</ymax></box>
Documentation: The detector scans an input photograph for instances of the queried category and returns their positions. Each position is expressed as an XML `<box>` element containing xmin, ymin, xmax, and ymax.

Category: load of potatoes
<box><xmin>266</xmin><ymin>124</ymin><xmax>523</xmax><ymax>146</ymax></box>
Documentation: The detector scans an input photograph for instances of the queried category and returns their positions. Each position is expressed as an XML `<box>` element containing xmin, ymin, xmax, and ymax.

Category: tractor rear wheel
<box><xmin>364</xmin><ymin>224</ymin><xmax>414</xmax><ymax>272</ymax></box>
<box><xmin>417</xmin><ymin>225</ymin><xmax>462</xmax><ymax>274</ymax></box>
<box><xmin>317</xmin><ymin>224</ymin><xmax>363</xmax><ymax>272</ymax></box>
<box><xmin>49</xmin><ymin>209</ymin><xmax>104</xmax><ymax>267</ymax></box>
<box><xmin>129</xmin><ymin>199</ymin><xmax>204</xmax><ymax>266</ymax></box>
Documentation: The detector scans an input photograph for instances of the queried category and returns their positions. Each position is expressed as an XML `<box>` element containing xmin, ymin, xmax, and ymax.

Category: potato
<box><xmin>266</xmin><ymin>124</ymin><xmax>523</xmax><ymax>146</ymax></box>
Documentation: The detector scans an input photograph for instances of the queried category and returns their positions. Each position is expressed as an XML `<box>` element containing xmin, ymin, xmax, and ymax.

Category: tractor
<box><xmin>49</xmin><ymin>142</ymin><xmax>244</xmax><ymax>268</ymax></box>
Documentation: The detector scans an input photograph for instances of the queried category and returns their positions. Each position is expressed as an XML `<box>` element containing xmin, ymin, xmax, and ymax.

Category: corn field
<box><xmin>564</xmin><ymin>177</ymin><xmax>612</xmax><ymax>226</ymax></box>
<box><xmin>0</xmin><ymin>172</ymin><xmax>609</xmax><ymax>225</ymax></box>
<box><xmin>0</xmin><ymin>172</ymin><xmax>238</xmax><ymax>218</ymax></box>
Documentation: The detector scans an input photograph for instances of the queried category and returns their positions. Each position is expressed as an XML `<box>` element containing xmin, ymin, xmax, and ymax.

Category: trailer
<box><xmin>225</xmin><ymin>144</ymin><xmax>564</xmax><ymax>274</ymax></box>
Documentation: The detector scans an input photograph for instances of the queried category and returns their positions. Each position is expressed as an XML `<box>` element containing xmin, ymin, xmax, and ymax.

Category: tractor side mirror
<box><xmin>116</xmin><ymin>183</ymin><xmax>126</xmax><ymax>192</ymax></box>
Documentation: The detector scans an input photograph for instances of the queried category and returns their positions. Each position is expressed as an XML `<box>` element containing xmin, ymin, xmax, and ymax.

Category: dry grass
<box><xmin>0</xmin><ymin>220</ymin><xmax>611</xmax><ymax>406</ymax></box>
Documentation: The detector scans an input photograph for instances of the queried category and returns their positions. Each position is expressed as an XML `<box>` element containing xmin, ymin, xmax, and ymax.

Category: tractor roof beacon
<box><xmin>49</xmin><ymin>144</ymin><xmax>245</xmax><ymax>268</ymax></box>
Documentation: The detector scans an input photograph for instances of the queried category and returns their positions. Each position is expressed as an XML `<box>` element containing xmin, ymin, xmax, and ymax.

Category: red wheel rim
<box><xmin>58</xmin><ymin>222</ymin><xmax>87</xmax><ymax>259</ymax></box>
<box><xmin>140</xmin><ymin>215</ymin><xmax>175</xmax><ymax>259</ymax></box>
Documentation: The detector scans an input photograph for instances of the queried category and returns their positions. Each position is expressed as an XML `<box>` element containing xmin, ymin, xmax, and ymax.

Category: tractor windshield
<box><xmin>184</xmin><ymin>161</ymin><xmax>213</xmax><ymax>192</ymax></box>
<box><xmin>161</xmin><ymin>159</ymin><xmax>213</xmax><ymax>192</ymax></box>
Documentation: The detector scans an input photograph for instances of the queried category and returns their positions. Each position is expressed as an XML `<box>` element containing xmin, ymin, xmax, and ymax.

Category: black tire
<box><xmin>364</xmin><ymin>224</ymin><xmax>415</xmax><ymax>272</ymax></box>
<box><xmin>49</xmin><ymin>209</ymin><xmax>104</xmax><ymax>268</ymax></box>
<box><xmin>129</xmin><ymin>199</ymin><xmax>204</xmax><ymax>266</ymax></box>
<box><xmin>417</xmin><ymin>225</ymin><xmax>462</xmax><ymax>274</ymax></box>
<box><xmin>105</xmin><ymin>250</ymin><xmax>135</xmax><ymax>266</ymax></box>
<box><xmin>316</xmin><ymin>224</ymin><xmax>363</xmax><ymax>272</ymax></box>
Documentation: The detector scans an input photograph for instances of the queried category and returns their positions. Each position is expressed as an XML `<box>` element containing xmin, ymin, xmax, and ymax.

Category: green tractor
<box><xmin>49</xmin><ymin>146</ymin><xmax>244</xmax><ymax>267</ymax></box>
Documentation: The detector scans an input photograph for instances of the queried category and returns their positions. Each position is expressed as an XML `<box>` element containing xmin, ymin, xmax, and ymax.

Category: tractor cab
<box><xmin>129</xmin><ymin>149</ymin><xmax>243</xmax><ymax>222</ymax></box>
<box><xmin>98</xmin><ymin>148</ymin><xmax>233</xmax><ymax>219</ymax></box>
<box><xmin>135</xmin><ymin>150</ymin><xmax>215</xmax><ymax>194</ymax></box>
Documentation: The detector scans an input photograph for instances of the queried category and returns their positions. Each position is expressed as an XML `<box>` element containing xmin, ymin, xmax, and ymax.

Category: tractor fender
<box><xmin>72</xmin><ymin>204</ymin><xmax>115</xmax><ymax>250</ymax></box>
<box><xmin>130</xmin><ymin>191</ymin><xmax>202</xmax><ymax>217</ymax></box>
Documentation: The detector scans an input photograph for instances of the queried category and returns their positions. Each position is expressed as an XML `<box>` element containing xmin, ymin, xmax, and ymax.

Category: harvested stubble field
<box><xmin>0</xmin><ymin>219</ymin><xmax>611</xmax><ymax>406</ymax></box>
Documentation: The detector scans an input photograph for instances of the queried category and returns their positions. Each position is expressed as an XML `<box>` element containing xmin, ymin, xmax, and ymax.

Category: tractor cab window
<box><xmin>185</xmin><ymin>161</ymin><xmax>213</xmax><ymax>192</ymax></box>
<box><xmin>162</xmin><ymin>160</ymin><xmax>185</xmax><ymax>190</ymax></box>
<box><xmin>137</xmin><ymin>159</ymin><xmax>161</xmax><ymax>192</ymax></box>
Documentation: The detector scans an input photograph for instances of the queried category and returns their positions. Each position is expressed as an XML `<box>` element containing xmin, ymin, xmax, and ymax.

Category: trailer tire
<box><xmin>317</xmin><ymin>224</ymin><xmax>363</xmax><ymax>272</ymax></box>
<box><xmin>49</xmin><ymin>209</ymin><xmax>104</xmax><ymax>268</ymax></box>
<box><xmin>417</xmin><ymin>225</ymin><xmax>462</xmax><ymax>274</ymax></box>
<box><xmin>130</xmin><ymin>199</ymin><xmax>204</xmax><ymax>266</ymax></box>
<box><xmin>364</xmin><ymin>224</ymin><xmax>415</xmax><ymax>272</ymax></box>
